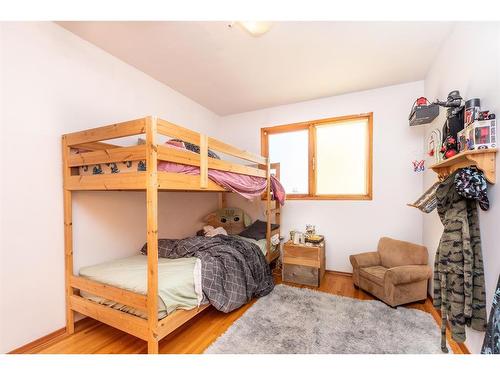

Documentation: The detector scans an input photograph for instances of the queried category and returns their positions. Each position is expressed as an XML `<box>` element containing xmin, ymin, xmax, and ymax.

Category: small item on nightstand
<box><xmin>305</xmin><ymin>224</ymin><xmax>316</xmax><ymax>237</ymax></box>
<box><xmin>305</xmin><ymin>234</ymin><xmax>324</xmax><ymax>244</ymax></box>
<box><xmin>293</xmin><ymin>231</ymin><xmax>305</xmax><ymax>245</ymax></box>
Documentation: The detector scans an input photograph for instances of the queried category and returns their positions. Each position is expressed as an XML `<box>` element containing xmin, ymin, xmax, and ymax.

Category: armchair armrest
<box><xmin>349</xmin><ymin>251</ymin><xmax>381</xmax><ymax>269</ymax></box>
<box><xmin>385</xmin><ymin>265</ymin><xmax>432</xmax><ymax>285</ymax></box>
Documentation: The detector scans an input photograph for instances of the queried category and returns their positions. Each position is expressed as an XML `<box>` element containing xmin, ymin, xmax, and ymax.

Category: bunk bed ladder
<box><xmin>266</xmin><ymin>162</ymin><xmax>281</xmax><ymax>264</ymax></box>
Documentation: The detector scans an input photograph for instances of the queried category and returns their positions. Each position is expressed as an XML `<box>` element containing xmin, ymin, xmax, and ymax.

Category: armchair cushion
<box><xmin>384</xmin><ymin>265</ymin><xmax>432</xmax><ymax>286</ymax></box>
<box><xmin>377</xmin><ymin>237</ymin><xmax>428</xmax><ymax>268</ymax></box>
<box><xmin>359</xmin><ymin>265</ymin><xmax>387</xmax><ymax>286</ymax></box>
<box><xmin>349</xmin><ymin>251</ymin><xmax>380</xmax><ymax>269</ymax></box>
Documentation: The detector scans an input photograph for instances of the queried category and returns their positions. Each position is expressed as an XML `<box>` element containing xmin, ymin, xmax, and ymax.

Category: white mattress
<box><xmin>79</xmin><ymin>255</ymin><xmax>203</xmax><ymax>319</ymax></box>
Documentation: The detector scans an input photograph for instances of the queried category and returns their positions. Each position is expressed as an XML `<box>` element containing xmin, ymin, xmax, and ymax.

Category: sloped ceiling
<box><xmin>58</xmin><ymin>21</ymin><xmax>453</xmax><ymax>115</ymax></box>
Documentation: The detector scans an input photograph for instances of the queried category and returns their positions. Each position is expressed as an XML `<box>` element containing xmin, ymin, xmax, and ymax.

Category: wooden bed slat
<box><xmin>208</xmin><ymin>159</ymin><xmax>266</xmax><ymax>178</ymax></box>
<box><xmin>157</xmin><ymin>145</ymin><xmax>266</xmax><ymax>178</ymax></box>
<box><xmin>70</xmin><ymin>276</ymin><xmax>148</xmax><ymax>312</ymax></box>
<box><xmin>157</xmin><ymin>118</ymin><xmax>200</xmax><ymax>145</ymax></box>
<box><xmin>208</xmin><ymin>137</ymin><xmax>267</xmax><ymax>165</ymax></box>
<box><xmin>68</xmin><ymin>145</ymin><xmax>147</xmax><ymax>167</ymax></box>
<box><xmin>158</xmin><ymin>304</ymin><xmax>210</xmax><ymax>340</ymax></box>
<box><xmin>64</xmin><ymin>118</ymin><xmax>147</xmax><ymax>146</ymax></box>
<box><xmin>69</xmin><ymin>295</ymin><xmax>148</xmax><ymax>341</ymax></box>
<box><xmin>66</xmin><ymin>172</ymin><xmax>235</xmax><ymax>192</ymax></box>
<box><xmin>65</xmin><ymin>173</ymin><xmax>147</xmax><ymax>190</ymax></box>
<box><xmin>157</xmin><ymin>172</ymin><xmax>226</xmax><ymax>191</ymax></box>
<box><xmin>75</xmin><ymin>142</ymin><xmax>121</xmax><ymax>151</ymax></box>
<box><xmin>157</xmin><ymin>145</ymin><xmax>201</xmax><ymax>167</ymax></box>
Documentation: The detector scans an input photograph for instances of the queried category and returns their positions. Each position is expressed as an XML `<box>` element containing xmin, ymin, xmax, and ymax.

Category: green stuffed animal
<box><xmin>203</xmin><ymin>207</ymin><xmax>252</xmax><ymax>235</ymax></box>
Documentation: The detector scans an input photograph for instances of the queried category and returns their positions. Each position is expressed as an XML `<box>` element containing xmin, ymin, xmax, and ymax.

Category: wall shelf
<box><xmin>430</xmin><ymin>149</ymin><xmax>497</xmax><ymax>184</ymax></box>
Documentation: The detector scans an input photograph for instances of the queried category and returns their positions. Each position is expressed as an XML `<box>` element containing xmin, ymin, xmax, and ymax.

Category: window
<box><xmin>261</xmin><ymin>113</ymin><xmax>373</xmax><ymax>200</ymax></box>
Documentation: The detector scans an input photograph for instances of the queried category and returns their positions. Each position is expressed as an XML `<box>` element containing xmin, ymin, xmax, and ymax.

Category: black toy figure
<box><xmin>433</xmin><ymin>90</ymin><xmax>465</xmax><ymax>143</ymax></box>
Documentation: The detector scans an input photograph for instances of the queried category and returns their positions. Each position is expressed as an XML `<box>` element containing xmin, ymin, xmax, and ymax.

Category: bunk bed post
<box><xmin>145</xmin><ymin>116</ymin><xmax>159</xmax><ymax>354</ymax></box>
<box><xmin>62</xmin><ymin>135</ymin><xmax>75</xmax><ymax>335</ymax></box>
<box><xmin>273</xmin><ymin>163</ymin><xmax>281</xmax><ymax>228</ymax></box>
<box><xmin>265</xmin><ymin>158</ymin><xmax>272</xmax><ymax>262</ymax></box>
<box><xmin>199</xmin><ymin>134</ymin><xmax>208</xmax><ymax>189</ymax></box>
<box><xmin>217</xmin><ymin>192</ymin><xmax>226</xmax><ymax>209</ymax></box>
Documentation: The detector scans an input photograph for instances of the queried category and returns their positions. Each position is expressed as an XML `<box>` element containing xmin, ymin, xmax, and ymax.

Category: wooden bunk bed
<box><xmin>62</xmin><ymin>116</ymin><xmax>281</xmax><ymax>354</ymax></box>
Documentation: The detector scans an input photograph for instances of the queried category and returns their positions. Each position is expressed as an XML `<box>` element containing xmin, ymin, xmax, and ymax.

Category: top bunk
<box><xmin>62</xmin><ymin>116</ymin><xmax>269</xmax><ymax>192</ymax></box>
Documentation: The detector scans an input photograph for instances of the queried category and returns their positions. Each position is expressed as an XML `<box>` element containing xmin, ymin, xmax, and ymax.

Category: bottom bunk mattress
<box><xmin>78</xmin><ymin>255</ymin><xmax>203</xmax><ymax>319</ymax></box>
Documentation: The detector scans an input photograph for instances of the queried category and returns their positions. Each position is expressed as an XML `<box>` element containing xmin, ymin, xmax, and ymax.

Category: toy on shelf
<box><xmin>433</xmin><ymin>90</ymin><xmax>464</xmax><ymax>142</ymax></box>
<box><xmin>457</xmin><ymin>127</ymin><xmax>468</xmax><ymax>152</ymax></box>
<box><xmin>458</xmin><ymin>119</ymin><xmax>497</xmax><ymax>152</ymax></box>
<box><xmin>440</xmin><ymin>135</ymin><xmax>458</xmax><ymax>159</ymax></box>
<box><xmin>478</xmin><ymin>110</ymin><xmax>495</xmax><ymax>121</ymax></box>
<box><xmin>408</xmin><ymin>97</ymin><xmax>439</xmax><ymax>126</ymax></box>
<box><xmin>427</xmin><ymin>128</ymin><xmax>442</xmax><ymax>163</ymax></box>
<box><xmin>464</xmin><ymin>98</ymin><xmax>481</xmax><ymax>126</ymax></box>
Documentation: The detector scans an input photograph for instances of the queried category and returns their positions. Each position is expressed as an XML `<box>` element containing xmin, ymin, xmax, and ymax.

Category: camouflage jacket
<box><xmin>433</xmin><ymin>172</ymin><xmax>487</xmax><ymax>347</ymax></box>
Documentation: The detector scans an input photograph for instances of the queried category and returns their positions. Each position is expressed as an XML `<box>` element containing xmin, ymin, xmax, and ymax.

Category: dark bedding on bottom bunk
<box><xmin>142</xmin><ymin>235</ymin><xmax>274</xmax><ymax>313</ymax></box>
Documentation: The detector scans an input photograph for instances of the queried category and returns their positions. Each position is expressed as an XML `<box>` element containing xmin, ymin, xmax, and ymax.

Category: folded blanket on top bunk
<box><xmin>141</xmin><ymin>235</ymin><xmax>274</xmax><ymax>313</ymax></box>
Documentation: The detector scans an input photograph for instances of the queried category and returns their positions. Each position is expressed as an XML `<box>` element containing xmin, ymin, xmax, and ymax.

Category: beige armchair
<box><xmin>349</xmin><ymin>237</ymin><xmax>432</xmax><ymax>307</ymax></box>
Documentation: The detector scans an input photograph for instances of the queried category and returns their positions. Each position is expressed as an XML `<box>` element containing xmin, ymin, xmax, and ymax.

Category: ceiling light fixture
<box><xmin>229</xmin><ymin>21</ymin><xmax>274</xmax><ymax>37</ymax></box>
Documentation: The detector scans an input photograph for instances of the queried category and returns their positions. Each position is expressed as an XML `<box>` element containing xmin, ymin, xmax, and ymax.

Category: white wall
<box><xmin>215</xmin><ymin>81</ymin><xmax>426</xmax><ymax>273</ymax></box>
<box><xmin>423</xmin><ymin>22</ymin><xmax>500</xmax><ymax>354</ymax></box>
<box><xmin>0</xmin><ymin>22</ymin><xmax>220</xmax><ymax>353</ymax></box>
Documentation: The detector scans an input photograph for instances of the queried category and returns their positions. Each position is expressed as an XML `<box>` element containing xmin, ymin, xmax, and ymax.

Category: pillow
<box><xmin>238</xmin><ymin>220</ymin><xmax>279</xmax><ymax>241</ymax></box>
<box><xmin>165</xmin><ymin>139</ymin><xmax>185</xmax><ymax>148</ymax></box>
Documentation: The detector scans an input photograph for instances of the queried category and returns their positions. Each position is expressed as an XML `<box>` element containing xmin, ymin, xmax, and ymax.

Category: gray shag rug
<box><xmin>205</xmin><ymin>284</ymin><xmax>444</xmax><ymax>354</ymax></box>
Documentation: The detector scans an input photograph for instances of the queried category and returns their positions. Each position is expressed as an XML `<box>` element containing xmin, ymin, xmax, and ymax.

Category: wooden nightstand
<box><xmin>282</xmin><ymin>240</ymin><xmax>325</xmax><ymax>287</ymax></box>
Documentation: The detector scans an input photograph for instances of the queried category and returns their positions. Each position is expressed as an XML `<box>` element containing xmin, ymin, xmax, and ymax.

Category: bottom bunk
<box><xmin>79</xmin><ymin>255</ymin><xmax>204</xmax><ymax>319</ymax></box>
<box><xmin>70</xmin><ymin>233</ymin><xmax>278</xmax><ymax>351</ymax></box>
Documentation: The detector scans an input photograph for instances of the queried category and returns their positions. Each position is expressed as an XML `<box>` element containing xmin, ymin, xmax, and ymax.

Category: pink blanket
<box><xmin>158</xmin><ymin>144</ymin><xmax>285</xmax><ymax>205</ymax></box>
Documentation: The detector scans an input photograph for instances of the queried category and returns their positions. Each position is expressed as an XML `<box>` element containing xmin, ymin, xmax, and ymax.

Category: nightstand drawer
<box><xmin>283</xmin><ymin>244</ymin><xmax>321</xmax><ymax>261</ymax></box>
<box><xmin>283</xmin><ymin>263</ymin><xmax>319</xmax><ymax>287</ymax></box>
<box><xmin>282</xmin><ymin>254</ymin><xmax>320</xmax><ymax>268</ymax></box>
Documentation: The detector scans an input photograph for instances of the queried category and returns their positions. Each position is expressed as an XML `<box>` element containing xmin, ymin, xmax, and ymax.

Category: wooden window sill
<box><xmin>285</xmin><ymin>194</ymin><xmax>372</xmax><ymax>201</ymax></box>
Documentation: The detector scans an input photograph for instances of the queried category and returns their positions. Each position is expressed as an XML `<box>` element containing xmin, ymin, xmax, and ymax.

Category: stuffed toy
<box><xmin>203</xmin><ymin>207</ymin><xmax>252</xmax><ymax>235</ymax></box>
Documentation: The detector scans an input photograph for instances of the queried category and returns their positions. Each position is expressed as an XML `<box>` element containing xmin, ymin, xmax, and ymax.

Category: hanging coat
<box><xmin>481</xmin><ymin>275</ymin><xmax>500</xmax><ymax>354</ymax></box>
<box><xmin>433</xmin><ymin>171</ymin><xmax>487</xmax><ymax>352</ymax></box>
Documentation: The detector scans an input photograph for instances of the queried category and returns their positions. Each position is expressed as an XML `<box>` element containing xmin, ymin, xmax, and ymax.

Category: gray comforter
<box><xmin>141</xmin><ymin>235</ymin><xmax>274</xmax><ymax>313</ymax></box>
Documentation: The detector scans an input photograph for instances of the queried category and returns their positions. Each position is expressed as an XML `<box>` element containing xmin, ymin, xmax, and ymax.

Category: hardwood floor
<box><xmin>20</xmin><ymin>271</ymin><xmax>466</xmax><ymax>354</ymax></box>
